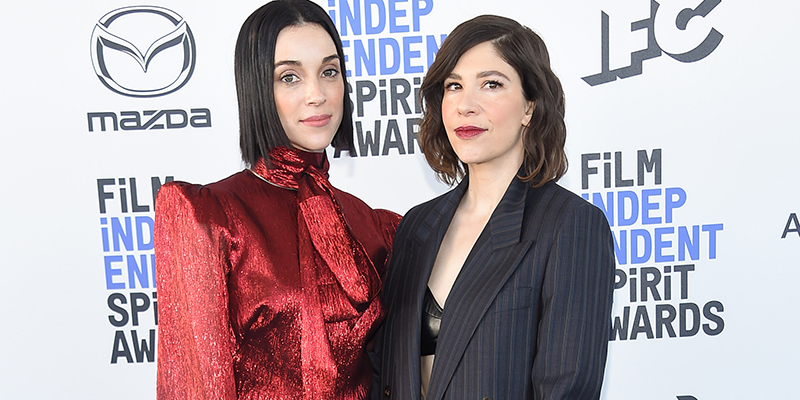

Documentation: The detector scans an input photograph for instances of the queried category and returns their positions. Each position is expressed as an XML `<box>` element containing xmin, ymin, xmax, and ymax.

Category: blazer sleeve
<box><xmin>154</xmin><ymin>183</ymin><xmax>237</xmax><ymax>400</ymax></box>
<box><xmin>532</xmin><ymin>202</ymin><xmax>615</xmax><ymax>400</ymax></box>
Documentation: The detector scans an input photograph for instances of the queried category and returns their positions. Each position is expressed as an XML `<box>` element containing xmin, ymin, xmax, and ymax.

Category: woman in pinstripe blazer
<box><xmin>373</xmin><ymin>15</ymin><xmax>615</xmax><ymax>400</ymax></box>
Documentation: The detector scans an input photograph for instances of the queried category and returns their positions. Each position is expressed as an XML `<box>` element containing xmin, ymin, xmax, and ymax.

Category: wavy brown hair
<box><xmin>419</xmin><ymin>15</ymin><xmax>567</xmax><ymax>187</ymax></box>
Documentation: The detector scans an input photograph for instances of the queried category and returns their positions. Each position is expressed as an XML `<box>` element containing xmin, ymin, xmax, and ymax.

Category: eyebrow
<box><xmin>274</xmin><ymin>54</ymin><xmax>340</xmax><ymax>69</ymax></box>
<box><xmin>447</xmin><ymin>70</ymin><xmax>511</xmax><ymax>81</ymax></box>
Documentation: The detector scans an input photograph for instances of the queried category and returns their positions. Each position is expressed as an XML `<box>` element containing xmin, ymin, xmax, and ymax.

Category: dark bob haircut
<box><xmin>235</xmin><ymin>0</ymin><xmax>355</xmax><ymax>166</ymax></box>
<box><xmin>419</xmin><ymin>14</ymin><xmax>567</xmax><ymax>187</ymax></box>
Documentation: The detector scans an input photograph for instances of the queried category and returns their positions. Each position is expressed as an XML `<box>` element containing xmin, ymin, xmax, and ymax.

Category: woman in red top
<box><xmin>154</xmin><ymin>1</ymin><xmax>400</xmax><ymax>399</ymax></box>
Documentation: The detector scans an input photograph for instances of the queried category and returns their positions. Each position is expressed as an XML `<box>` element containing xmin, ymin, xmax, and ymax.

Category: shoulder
<box><xmin>332</xmin><ymin>186</ymin><xmax>402</xmax><ymax>232</ymax></box>
<box><xmin>155</xmin><ymin>170</ymin><xmax>252</xmax><ymax>222</ymax></box>
<box><xmin>523</xmin><ymin>182</ymin><xmax>610</xmax><ymax>236</ymax></box>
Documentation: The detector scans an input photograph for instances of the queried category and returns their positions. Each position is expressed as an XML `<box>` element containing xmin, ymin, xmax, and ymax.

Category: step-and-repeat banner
<box><xmin>1</xmin><ymin>0</ymin><xmax>798</xmax><ymax>398</ymax></box>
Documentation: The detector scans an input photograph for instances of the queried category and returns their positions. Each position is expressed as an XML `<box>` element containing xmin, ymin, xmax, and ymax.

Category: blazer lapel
<box><xmin>426</xmin><ymin>177</ymin><xmax>534</xmax><ymax>400</ymax></box>
<box><xmin>384</xmin><ymin>181</ymin><xmax>466</xmax><ymax>399</ymax></box>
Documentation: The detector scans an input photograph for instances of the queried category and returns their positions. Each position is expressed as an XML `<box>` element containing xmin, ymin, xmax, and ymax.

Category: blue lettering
<box><xmin>641</xmin><ymin>189</ymin><xmax>661</xmax><ymax>224</ymax></box>
<box><xmin>678</xmin><ymin>225</ymin><xmax>700</xmax><ymax>261</ymax></box>
<box><xmin>425</xmin><ymin>34</ymin><xmax>446</xmax><ymax>68</ymax></box>
<box><xmin>702</xmin><ymin>223</ymin><xmax>723</xmax><ymax>259</ymax></box>
<box><xmin>630</xmin><ymin>229</ymin><xmax>651</xmax><ymax>264</ymax></box>
<box><xmin>340</xmin><ymin>0</ymin><xmax>362</xmax><ymax>36</ymax></box>
<box><xmin>411</xmin><ymin>0</ymin><xmax>433</xmax><ymax>31</ymax></box>
<box><xmin>354</xmin><ymin>38</ymin><xmax>376</xmax><ymax>76</ymax></box>
<box><xmin>342</xmin><ymin>40</ymin><xmax>351</xmax><ymax>77</ymax></box>
<box><xmin>111</xmin><ymin>217</ymin><xmax>133</xmax><ymax>252</ymax></box>
<box><xmin>618</xmin><ymin>190</ymin><xmax>639</xmax><ymax>226</ymax></box>
<box><xmin>589</xmin><ymin>192</ymin><xmax>614</xmax><ymax>227</ymax></box>
<box><xmin>613</xmin><ymin>230</ymin><xmax>627</xmax><ymax>265</ymax></box>
<box><xmin>105</xmin><ymin>255</ymin><xmax>125</xmax><ymax>290</ymax></box>
<box><xmin>101</xmin><ymin>217</ymin><xmax>110</xmax><ymax>252</ymax></box>
<box><xmin>365</xmin><ymin>0</ymin><xmax>386</xmax><ymax>34</ymax></box>
<box><xmin>127</xmin><ymin>254</ymin><xmax>151</xmax><ymax>289</ymax></box>
<box><xmin>379</xmin><ymin>38</ymin><xmax>400</xmax><ymax>74</ymax></box>
<box><xmin>389</xmin><ymin>0</ymin><xmax>409</xmax><ymax>33</ymax></box>
<box><xmin>135</xmin><ymin>216</ymin><xmax>154</xmax><ymax>251</ymax></box>
<box><xmin>665</xmin><ymin>187</ymin><xmax>686</xmax><ymax>223</ymax></box>
<box><xmin>402</xmin><ymin>35</ymin><xmax>423</xmax><ymax>73</ymax></box>
<box><xmin>654</xmin><ymin>227</ymin><xmax>674</xmax><ymax>262</ymax></box>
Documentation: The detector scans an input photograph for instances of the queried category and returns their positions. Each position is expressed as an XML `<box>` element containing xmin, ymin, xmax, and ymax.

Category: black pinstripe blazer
<box><xmin>374</xmin><ymin>175</ymin><xmax>615</xmax><ymax>400</ymax></box>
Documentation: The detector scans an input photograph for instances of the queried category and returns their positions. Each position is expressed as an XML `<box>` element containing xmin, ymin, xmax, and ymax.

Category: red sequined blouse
<box><xmin>154</xmin><ymin>149</ymin><xmax>400</xmax><ymax>400</ymax></box>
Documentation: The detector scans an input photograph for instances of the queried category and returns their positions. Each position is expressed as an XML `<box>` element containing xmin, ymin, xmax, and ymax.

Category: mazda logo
<box><xmin>90</xmin><ymin>6</ymin><xmax>196</xmax><ymax>98</ymax></box>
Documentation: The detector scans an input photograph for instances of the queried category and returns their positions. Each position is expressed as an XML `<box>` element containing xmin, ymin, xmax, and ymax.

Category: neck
<box><xmin>461</xmin><ymin>153</ymin><xmax>524</xmax><ymax>215</ymax></box>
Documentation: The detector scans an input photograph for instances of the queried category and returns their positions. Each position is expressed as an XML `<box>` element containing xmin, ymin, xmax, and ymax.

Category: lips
<box><xmin>301</xmin><ymin>114</ymin><xmax>332</xmax><ymax>127</ymax></box>
<box><xmin>454</xmin><ymin>125</ymin><xmax>486</xmax><ymax>139</ymax></box>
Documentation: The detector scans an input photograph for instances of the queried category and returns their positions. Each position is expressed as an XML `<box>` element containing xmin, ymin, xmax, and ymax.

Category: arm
<box><xmin>532</xmin><ymin>202</ymin><xmax>615</xmax><ymax>400</ymax></box>
<box><xmin>155</xmin><ymin>183</ymin><xmax>237</xmax><ymax>400</ymax></box>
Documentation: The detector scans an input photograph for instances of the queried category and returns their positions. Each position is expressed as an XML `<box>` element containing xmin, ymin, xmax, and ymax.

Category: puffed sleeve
<box><xmin>155</xmin><ymin>183</ymin><xmax>237</xmax><ymax>400</ymax></box>
<box><xmin>532</xmin><ymin>202</ymin><xmax>615</xmax><ymax>400</ymax></box>
<box><xmin>374</xmin><ymin>209</ymin><xmax>402</xmax><ymax>253</ymax></box>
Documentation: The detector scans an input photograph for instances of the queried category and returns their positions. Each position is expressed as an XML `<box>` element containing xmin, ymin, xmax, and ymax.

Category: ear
<box><xmin>522</xmin><ymin>100</ymin><xmax>535</xmax><ymax>126</ymax></box>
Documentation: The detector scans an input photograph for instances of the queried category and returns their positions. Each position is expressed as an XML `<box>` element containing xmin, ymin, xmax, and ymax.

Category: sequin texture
<box><xmin>155</xmin><ymin>147</ymin><xmax>400</xmax><ymax>399</ymax></box>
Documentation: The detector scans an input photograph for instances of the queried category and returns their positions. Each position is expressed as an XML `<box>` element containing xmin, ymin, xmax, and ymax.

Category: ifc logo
<box><xmin>90</xmin><ymin>6</ymin><xmax>196</xmax><ymax>98</ymax></box>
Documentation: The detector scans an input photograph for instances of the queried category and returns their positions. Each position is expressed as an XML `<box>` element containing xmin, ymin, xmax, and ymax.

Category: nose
<box><xmin>456</xmin><ymin>88</ymin><xmax>478</xmax><ymax>116</ymax></box>
<box><xmin>305</xmin><ymin>78</ymin><xmax>326</xmax><ymax>106</ymax></box>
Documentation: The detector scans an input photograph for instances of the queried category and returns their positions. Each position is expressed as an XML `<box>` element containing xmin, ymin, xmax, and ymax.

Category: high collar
<box><xmin>251</xmin><ymin>146</ymin><xmax>329</xmax><ymax>189</ymax></box>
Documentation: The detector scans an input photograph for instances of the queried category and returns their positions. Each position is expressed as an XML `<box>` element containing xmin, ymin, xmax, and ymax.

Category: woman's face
<box><xmin>273</xmin><ymin>24</ymin><xmax>344</xmax><ymax>152</ymax></box>
<box><xmin>441</xmin><ymin>41</ymin><xmax>533</xmax><ymax>168</ymax></box>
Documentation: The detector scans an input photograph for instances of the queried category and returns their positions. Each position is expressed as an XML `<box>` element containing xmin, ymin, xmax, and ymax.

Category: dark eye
<box><xmin>445</xmin><ymin>82</ymin><xmax>462</xmax><ymax>91</ymax></box>
<box><xmin>484</xmin><ymin>80</ymin><xmax>502</xmax><ymax>89</ymax></box>
<box><xmin>322</xmin><ymin>68</ymin><xmax>339</xmax><ymax>78</ymax></box>
<box><xmin>280</xmin><ymin>74</ymin><xmax>299</xmax><ymax>84</ymax></box>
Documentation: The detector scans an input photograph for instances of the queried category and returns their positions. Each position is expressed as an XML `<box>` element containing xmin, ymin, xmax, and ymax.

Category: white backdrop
<box><xmin>1</xmin><ymin>0</ymin><xmax>798</xmax><ymax>399</ymax></box>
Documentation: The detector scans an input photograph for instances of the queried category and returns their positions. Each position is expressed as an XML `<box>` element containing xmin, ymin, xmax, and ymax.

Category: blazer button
<box><xmin>482</xmin><ymin>397</ymin><xmax>492</xmax><ymax>400</ymax></box>
<box><xmin>383</xmin><ymin>385</ymin><xmax>391</xmax><ymax>398</ymax></box>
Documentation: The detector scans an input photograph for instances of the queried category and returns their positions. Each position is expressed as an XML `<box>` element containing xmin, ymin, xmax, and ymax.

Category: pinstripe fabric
<box><xmin>374</xmin><ymin>176</ymin><xmax>615</xmax><ymax>400</ymax></box>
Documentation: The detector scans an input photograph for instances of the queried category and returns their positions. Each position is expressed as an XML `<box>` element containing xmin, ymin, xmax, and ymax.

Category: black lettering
<box><xmin>356</xmin><ymin>80</ymin><xmax>377</xmax><ymax>117</ymax></box>
<box><xmin>129</xmin><ymin>178</ymin><xmax>149</xmax><ymax>213</ymax></box>
<box><xmin>108</xmin><ymin>293</ymin><xmax>129</xmax><ymax>327</ymax></box>
<box><xmin>97</xmin><ymin>178</ymin><xmax>115</xmax><ymax>214</ymax></box>
<box><xmin>581</xmin><ymin>153</ymin><xmax>600</xmax><ymax>190</ymax></box>
<box><xmin>356</xmin><ymin>120</ymin><xmax>381</xmax><ymax>156</ymax></box>
<box><xmin>640</xmin><ymin>266</ymin><xmax>662</xmax><ymax>301</ymax></box>
<box><xmin>630</xmin><ymin>305</ymin><xmax>654</xmax><ymax>340</ymax></box>
<box><xmin>190</xmin><ymin>108</ymin><xmax>212</xmax><ymax>127</ymax></box>
<box><xmin>679</xmin><ymin>302</ymin><xmax>700</xmax><ymax>337</ymax></box>
<box><xmin>118</xmin><ymin>178</ymin><xmax>128</xmax><ymax>213</ymax></box>
<box><xmin>610</xmin><ymin>306</ymin><xmax>630</xmax><ymax>341</ymax></box>
<box><xmin>111</xmin><ymin>330</ymin><xmax>133</xmax><ymax>364</ymax></box>
<box><xmin>614</xmin><ymin>268</ymin><xmax>627</xmax><ymax>290</ymax></box>
<box><xmin>88</xmin><ymin>112</ymin><xmax>118</xmax><ymax>132</ymax></box>
<box><xmin>130</xmin><ymin>292</ymin><xmax>151</xmax><ymax>326</ymax></box>
<box><xmin>615</xmin><ymin>151</ymin><xmax>634</xmax><ymax>187</ymax></box>
<box><xmin>166</xmin><ymin>109</ymin><xmax>188</xmax><ymax>129</ymax></box>
<box><xmin>637</xmin><ymin>148</ymin><xmax>662</xmax><ymax>185</ymax></box>
<box><xmin>390</xmin><ymin>78</ymin><xmax>412</xmax><ymax>115</ymax></box>
<box><xmin>120</xmin><ymin>111</ymin><xmax>142</xmax><ymax>130</ymax></box>
<box><xmin>141</xmin><ymin>110</ymin><xmax>165</xmax><ymax>130</ymax></box>
<box><xmin>406</xmin><ymin>118</ymin><xmax>420</xmax><ymax>154</ymax></box>
<box><xmin>381</xmin><ymin>119</ymin><xmax>405</xmax><ymax>155</ymax></box>
<box><xmin>655</xmin><ymin>304</ymin><xmax>677</xmax><ymax>338</ymax></box>
<box><xmin>674</xmin><ymin>264</ymin><xmax>695</xmax><ymax>300</ymax></box>
<box><xmin>153</xmin><ymin>291</ymin><xmax>158</xmax><ymax>325</ymax></box>
<box><xmin>702</xmin><ymin>300</ymin><xmax>724</xmax><ymax>335</ymax></box>
<box><xmin>781</xmin><ymin>213</ymin><xmax>800</xmax><ymax>238</ymax></box>
<box><xmin>131</xmin><ymin>330</ymin><xmax>157</xmax><ymax>363</ymax></box>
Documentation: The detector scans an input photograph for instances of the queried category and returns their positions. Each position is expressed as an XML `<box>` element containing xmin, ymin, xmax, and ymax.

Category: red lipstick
<box><xmin>301</xmin><ymin>114</ymin><xmax>332</xmax><ymax>127</ymax></box>
<box><xmin>454</xmin><ymin>125</ymin><xmax>486</xmax><ymax>139</ymax></box>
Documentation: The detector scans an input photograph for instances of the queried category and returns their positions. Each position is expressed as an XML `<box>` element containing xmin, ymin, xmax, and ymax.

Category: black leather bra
<box><xmin>420</xmin><ymin>286</ymin><xmax>443</xmax><ymax>356</ymax></box>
